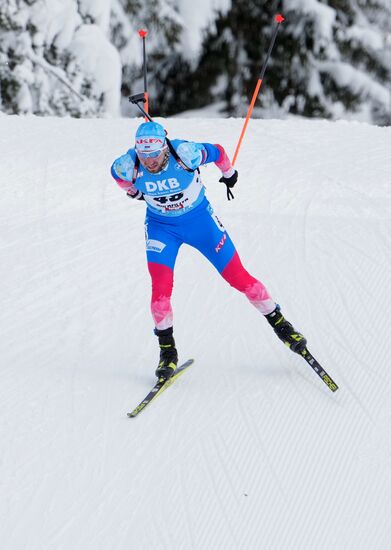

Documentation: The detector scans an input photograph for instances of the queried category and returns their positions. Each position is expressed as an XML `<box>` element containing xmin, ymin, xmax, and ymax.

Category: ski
<box><xmin>127</xmin><ymin>359</ymin><xmax>194</xmax><ymax>418</ymax></box>
<box><xmin>300</xmin><ymin>348</ymin><xmax>338</xmax><ymax>392</ymax></box>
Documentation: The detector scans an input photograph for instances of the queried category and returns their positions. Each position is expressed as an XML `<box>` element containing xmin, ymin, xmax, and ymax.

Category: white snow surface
<box><xmin>1</xmin><ymin>115</ymin><xmax>391</xmax><ymax>549</ymax></box>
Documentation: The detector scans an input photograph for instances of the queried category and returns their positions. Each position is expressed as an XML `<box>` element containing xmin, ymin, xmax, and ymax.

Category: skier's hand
<box><xmin>219</xmin><ymin>169</ymin><xmax>238</xmax><ymax>188</ymax></box>
<box><xmin>127</xmin><ymin>189</ymin><xmax>145</xmax><ymax>201</ymax></box>
<box><xmin>219</xmin><ymin>169</ymin><xmax>238</xmax><ymax>200</ymax></box>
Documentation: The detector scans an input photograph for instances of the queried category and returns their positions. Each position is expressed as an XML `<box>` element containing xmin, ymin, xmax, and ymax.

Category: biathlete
<box><xmin>111</xmin><ymin>121</ymin><xmax>307</xmax><ymax>380</ymax></box>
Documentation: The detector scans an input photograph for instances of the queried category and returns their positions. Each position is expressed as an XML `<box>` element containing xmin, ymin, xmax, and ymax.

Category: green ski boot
<box><xmin>154</xmin><ymin>327</ymin><xmax>178</xmax><ymax>380</ymax></box>
<box><xmin>265</xmin><ymin>305</ymin><xmax>307</xmax><ymax>354</ymax></box>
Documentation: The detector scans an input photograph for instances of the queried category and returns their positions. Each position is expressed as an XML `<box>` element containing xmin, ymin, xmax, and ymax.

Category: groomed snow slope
<box><xmin>1</xmin><ymin>115</ymin><xmax>391</xmax><ymax>550</ymax></box>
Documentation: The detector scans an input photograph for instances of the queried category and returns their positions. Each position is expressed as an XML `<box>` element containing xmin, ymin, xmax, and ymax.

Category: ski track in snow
<box><xmin>1</xmin><ymin>116</ymin><xmax>391</xmax><ymax>549</ymax></box>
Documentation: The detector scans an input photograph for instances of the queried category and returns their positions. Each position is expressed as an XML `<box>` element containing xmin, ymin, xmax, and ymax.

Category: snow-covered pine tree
<box><xmin>359</xmin><ymin>0</ymin><xmax>391</xmax><ymax>31</ymax></box>
<box><xmin>111</xmin><ymin>0</ymin><xmax>194</xmax><ymax>116</ymax></box>
<box><xmin>356</xmin><ymin>0</ymin><xmax>391</xmax><ymax>123</ymax></box>
<box><xmin>0</xmin><ymin>0</ymin><xmax>121</xmax><ymax>116</ymax></box>
<box><xmin>190</xmin><ymin>0</ymin><xmax>391</xmax><ymax>124</ymax></box>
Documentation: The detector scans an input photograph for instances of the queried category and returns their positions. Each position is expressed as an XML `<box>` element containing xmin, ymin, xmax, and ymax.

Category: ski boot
<box><xmin>154</xmin><ymin>326</ymin><xmax>178</xmax><ymax>381</ymax></box>
<box><xmin>265</xmin><ymin>305</ymin><xmax>307</xmax><ymax>354</ymax></box>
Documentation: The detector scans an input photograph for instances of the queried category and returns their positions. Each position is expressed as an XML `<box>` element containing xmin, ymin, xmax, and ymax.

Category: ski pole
<box><xmin>129</xmin><ymin>92</ymin><xmax>153</xmax><ymax>121</ymax></box>
<box><xmin>232</xmin><ymin>14</ymin><xmax>284</xmax><ymax>166</ymax></box>
<box><xmin>138</xmin><ymin>29</ymin><xmax>149</xmax><ymax>119</ymax></box>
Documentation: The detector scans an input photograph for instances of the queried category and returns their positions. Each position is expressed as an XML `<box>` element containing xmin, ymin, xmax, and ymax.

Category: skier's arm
<box><xmin>111</xmin><ymin>151</ymin><xmax>144</xmax><ymax>200</ymax></box>
<box><xmin>175</xmin><ymin>141</ymin><xmax>237</xmax><ymax>185</ymax></box>
<box><xmin>212</xmin><ymin>144</ymin><xmax>238</xmax><ymax>187</ymax></box>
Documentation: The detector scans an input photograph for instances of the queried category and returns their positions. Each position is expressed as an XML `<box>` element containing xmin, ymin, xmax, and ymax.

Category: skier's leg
<box><xmin>148</xmin><ymin>261</ymin><xmax>179</xmax><ymax>378</ymax></box>
<box><xmin>145</xmin><ymin>217</ymin><xmax>181</xmax><ymax>378</ymax></box>
<box><xmin>145</xmin><ymin>218</ymin><xmax>180</xmax><ymax>330</ymax></box>
<box><xmin>148</xmin><ymin>262</ymin><xmax>175</xmax><ymax>330</ymax></box>
<box><xmin>220</xmin><ymin>250</ymin><xmax>307</xmax><ymax>352</ymax></box>
<box><xmin>184</xmin><ymin>203</ymin><xmax>307</xmax><ymax>353</ymax></box>
<box><xmin>183</xmin><ymin>203</ymin><xmax>275</xmax><ymax>313</ymax></box>
<box><xmin>221</xmin><ymin>253</ymin><xmax>307</xmax><ymax>352</ymax></box>
<box><xmin>220</xmin><ymin>251</ymin><xmax>275</xmax><ymax>314</ymax></box>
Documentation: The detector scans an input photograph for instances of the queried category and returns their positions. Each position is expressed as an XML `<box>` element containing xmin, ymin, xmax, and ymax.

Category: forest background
<box><xmin>1</xmin><ymin>0</ymin><xmax>391</xmax><ymax>125</ymax></box>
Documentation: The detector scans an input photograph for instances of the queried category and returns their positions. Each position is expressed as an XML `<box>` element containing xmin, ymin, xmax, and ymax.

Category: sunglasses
<box><xmin>137</xmin><ymin>148</ymin><xmax>166</xmax><ymax>159</ymax></box>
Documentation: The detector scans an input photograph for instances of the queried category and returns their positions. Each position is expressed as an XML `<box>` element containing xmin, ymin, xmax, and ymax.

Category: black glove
<box><xmin>127</xmin><ymin>189</ymin><xmax>145</xmax><ymax>201</ymax></box>
<box><xmin>219</xmin><ymin>170</ymin><xmax>238</xmax><ymax>200</ymax></box>
<box><xmin>219</xmin><ymin>170</ymin><xmax>238</xmax><ymax>188</ymax></box>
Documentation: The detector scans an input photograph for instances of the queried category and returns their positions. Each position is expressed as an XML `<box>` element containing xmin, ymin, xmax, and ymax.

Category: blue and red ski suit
<box><xmin>111</xmin><ymin>139</ymin><xmax>275</xmax><ymax>330</ymax></box>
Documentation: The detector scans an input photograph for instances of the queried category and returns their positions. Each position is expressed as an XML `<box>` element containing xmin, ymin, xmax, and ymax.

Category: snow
<box><xmin>1</xmin><ymin>114</ymin><xmax>391</xmax><ymax>549</ymax></box>
<box><xmin>0</xmin><ymin>0</ymin><xmax>122</xmax><ymax>116</ymax></box>
<box><xmin>319</xmin><ymin>60</ymin><xmax>391</xmax><ymax>108</ymax></box>
<box><xmin>109</xmin><ymin>0</ymin><xmax>140</xmax><ymax>63</ymax></box>
<box><xmin>69</xmin><ymin>24</ymin><xmax>122</xmax><ymax>116</ymax></box>
<box><xmin>29</xmin><ymin>0</ymin><xmax>81</xmax><ymax>50</ymax></box>
<box><xmin>79</xmin><ymin>0</ymin><xmax>112</xmax><ymax>34</ymax></box>
<box><xmin>345</xmin><ymin>24</ymin><xmax>385</xmax><ymax>51</ymax></box>
<box><xmin>174</xmin><ymin>100</ymin><xmax>227</xmax><ymax>118</ymax></box>
<box><xmin>285</xmin><ymin>0</ymin><xmax>336</xmax><ymax>45</ymax></box>
<box><xmin>178</xmin><ymin>0</ymin><xmax>231</xmax><ymax>57</ymax></box>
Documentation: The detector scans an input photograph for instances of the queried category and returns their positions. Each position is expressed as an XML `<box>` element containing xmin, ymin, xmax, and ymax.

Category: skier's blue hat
<box><xmin>135</xmin><ymin>122</ymin><xmax>166</xmax><ymax>153</ymax></box>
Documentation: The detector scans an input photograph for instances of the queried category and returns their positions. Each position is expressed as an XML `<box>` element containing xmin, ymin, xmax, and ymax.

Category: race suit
<box><xmin>111</xmin><ymin>139</ymin><xmax>275</xmax><ymax>330</ymax></box>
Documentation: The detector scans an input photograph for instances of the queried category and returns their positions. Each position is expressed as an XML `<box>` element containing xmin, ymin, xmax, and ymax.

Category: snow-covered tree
<box><xmin>111</xmin><ymin>0</ymin><xmax>194</xmax><ymax>116</ymax></box>
<box><xmin>2</xmin><ymin>0</ymin><xmax>390</xmax><ymax>122</ymax></box>
<box><xmin>190</xmin><ymin>0</ymin><xmax>391</xmax><ymax>124</ymax></box>
<box><xmin>0</xmin><ymin>0</ymin><xmax>121</xmax><ymax>116</ymax></box>
<box><xmin>358</xmin><ymin>0</ymin><xmax>391</xmax><ymax>124</ymax></box>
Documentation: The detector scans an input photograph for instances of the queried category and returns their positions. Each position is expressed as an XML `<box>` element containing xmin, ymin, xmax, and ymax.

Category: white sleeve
<box><xmin>175</xmin><ymin>142</ymin><xmax>205</xmax><ymax>170</ymax></box>
<box><xmin>112</xmin><ymin>152</ymin><xmax>135</xmax><ymax>181</ymax></box>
